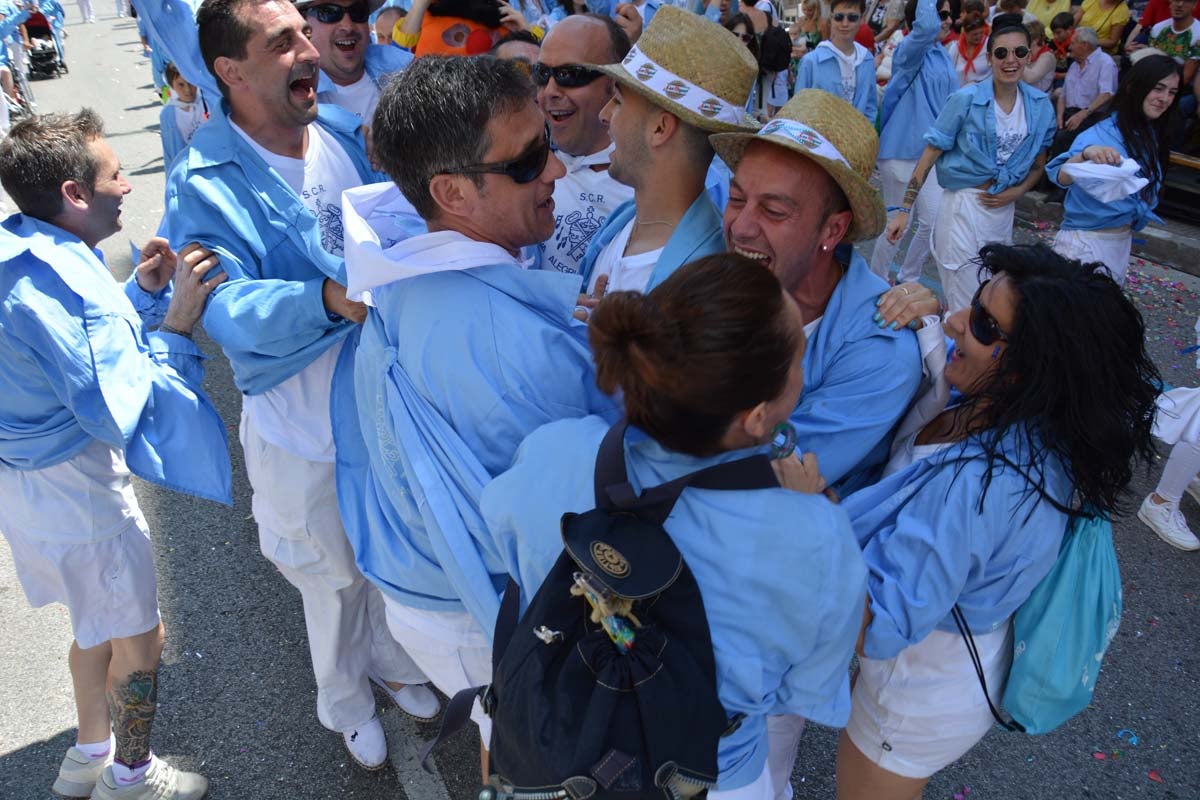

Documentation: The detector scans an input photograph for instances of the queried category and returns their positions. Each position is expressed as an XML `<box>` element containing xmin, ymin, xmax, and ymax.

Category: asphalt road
<box><xmin>1</xmin><ymin>15</ymin><xmax>1198</xmax><ymax>800</ymax></box>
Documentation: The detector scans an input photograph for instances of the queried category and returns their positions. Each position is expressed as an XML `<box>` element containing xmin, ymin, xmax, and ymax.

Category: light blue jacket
<box><xmin>796</xmin><ymin>247</ymin><xmax>922</xmax><ymax>494</ymax></box>
<box><xmin>842</xmin><ymin>426</ymin><xmax>1071</xmax><ymax>659</ymax></box>
<box><xmin>798</xmin><ymin>42</ymin><xmax>878</xmax><ymax>122</ymax></box>
<box><xmin>316</xmin><ymin>43</ymin><xmax>412</xmax><ymax>100</ymax></box>
<box><xmin>878</xmin><ymin>0</ymin><xmax>958</xmax><ymax>161</ymax></box>
<box><xmin>589</xmin><ymin>0</ymin><xmax>660</xmax><ymax>23</ymax></box>
<box><xmin>1047</xmin><ymin>115</ymin><xmax>1163</xmax><ymax>232</ymax></box>
<box><xmin>331</xmin><ymin>191</ymin><xmax>619</xmax><ymax>630</ymax></box>
<box><xmin>0</xmin><ymin>2</ymin><xmax>30</xmax><ymax>62</ymax></box>
<box><xmin>576</xmin><ymin>189</ymin><xmax>725</xmax><ymax>293</ymax></box>
<box><xmin>481</xmin><ymin>416</ymin><xmax>867</xmax><ymax>790</ymax></box>
<box><xmin>131</xmin><ymin>0</ymin><xmax>218</xmax><ymax>107</ymax></box>
<box><xmin>0</xmin><ymin>214</ymin><xmax>231</xmax><ymax>505</ymax></box>
<box><xmin>924</xmin><ymin>79</ymin><xmax>1056</xmax><ymax>193</ymax></box>
<box><xmin>163</xmin><ymin>102</ymin><xmax>382</xmax><ymax>395</ymax></box>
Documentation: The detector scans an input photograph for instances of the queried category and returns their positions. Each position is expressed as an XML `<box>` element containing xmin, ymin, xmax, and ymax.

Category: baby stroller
<box><xmin>24</xmin><ymin>12</ymin><xmax>66</xmax><ymax>79</ymax></box>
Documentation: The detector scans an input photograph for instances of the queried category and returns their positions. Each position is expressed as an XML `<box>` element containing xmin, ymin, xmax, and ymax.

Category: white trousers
<box><xmin>869</xmin><ymin>159</ymin><xmax>943</xmax><ymax>284</ymax></box>
<box><xmin>114</xmin><ymin>0</ymin><xmax>126</xmax><ymax>15</ymax></box>
<box><xmin>77</xmin><ymin>0</ymin><xmax>95</xmax><ymax>21</ymax></box>
<box><xmin>764</xmin><ymin>715</ymin><xmax>807</xmax><ymax>800</ymax></box>
<box><xmin>1053</xmin><ymin>227</ymin><xmax>1133</xmax><ymax>286</ymax></box>
<box><xmin>240</xmin><ymin>413</ymin><xmax>426</xmax><ymax>733</ymax></box>
<box><xmin>710</xmin><ymin>760</ymin><xmax>773</xmax><ymax>800</ymax></box>
<box><xmin>932</xmin><ymin>188</ymin><xmax>1015</xmax><ymax>313</ymax></box>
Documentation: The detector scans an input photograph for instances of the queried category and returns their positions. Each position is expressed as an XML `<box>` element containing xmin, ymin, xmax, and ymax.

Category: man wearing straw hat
<box><xmin>573</xmin><ymin>5</ymin><xmax>759</xmax><ymax>304</ymax></box>
<box><xmin>710</xmin><ymin>88</ymin><xmax>940</xmax><ymax>798</ymax></box>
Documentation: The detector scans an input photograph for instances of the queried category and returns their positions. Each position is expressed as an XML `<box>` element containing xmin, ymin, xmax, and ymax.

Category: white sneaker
<box><xmin>369</xmin><ymin>674</ymin><xmax>441</xmax><ymax>721</ymax></box>
<box><xmin>342</xmin><ymin>717</ymin><xmax>387</xmax><ymax>771</ymax></box>
<box><xmin>1185</xmin><ymin>477</ymin><xmax>1200</xmax><ymax>506</ymax></box>
<box><xmin>89</xmin><ymin>757</ymin><xmax>207</xmax><ymax>800</ymax></box>
<box><xmin>1138</xmin><ymin>495</ymin><xmax>1200</xmax><ymax>551</ymax></box>
<box><xmin>51</xmin><ymin>746</ymin><xmax>110</xmax><ymax>798</ymax></box>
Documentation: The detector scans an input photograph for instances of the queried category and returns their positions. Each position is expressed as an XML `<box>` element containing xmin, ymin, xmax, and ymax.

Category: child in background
<box><xmin>158</xmin><ymin>63</ymin><xmax>207</xmax><ymax>167</ymax></box>
<box><xmin>1050</xmin><ymin>11</ymin><xmax>1075</xmax><ymax>90</ymax></box>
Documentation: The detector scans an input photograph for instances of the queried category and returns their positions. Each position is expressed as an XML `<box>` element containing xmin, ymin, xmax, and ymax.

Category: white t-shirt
<box><xmin>231</xmin><ymin>121</ymin><xmax>362</xmax><ymax>461</ymax></box>
<box><xmin>817</xmin><ymin>41</ymin><xmax>868</xmax><ymax>103</ymax></box>
<box><xmin>171</xmin><ymin>98</ymin><xmax>207</xmax><ymax>146</ymax></box>
<box><xmin>539</xmin><ymin>145</ymin><xmax>634</xmax><ymax>276</ymax></box>
<box><xmin>587</xmin><ymin>219</ymin><xmax>662</xmax><ymax>295</ymax></box>
<box><xmin>318</xmin><ymin>71</ymin><xmax>381</xmax><ymax>123</ymax></box>
<box><xmin>994</xmin><ymin>90</ymin><xmax>1027</xmax><ymax>166</ymax></box>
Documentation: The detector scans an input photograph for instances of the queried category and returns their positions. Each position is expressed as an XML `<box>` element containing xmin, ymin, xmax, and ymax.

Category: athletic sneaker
<box><xmin>369</xmin><ymin>674</ymin><xmax>441</xmax><ymax>721</ymax></box>
<box><xmin>1138</xmin><ymin>495</ymin><xmax>1200</xmax><ymax>551</ymax></box>
<box><xmin>51</xmin><ymin>746</ymin><xmax>110</xmax><ymax>798</ymax></box>
<box><xmin>342</xmin><ymin>716</ymin><xmax>388</xmax><ymax>771</ymax></box>
<box><xmin>90</xmin><ymin>758</ymin><xmax>207</xmax><ymax>800</ymax></box>
<box><xmin>1186</xmin><ymin>477</ymin><xmax>1200</xmax><ymax>506</ymax></box>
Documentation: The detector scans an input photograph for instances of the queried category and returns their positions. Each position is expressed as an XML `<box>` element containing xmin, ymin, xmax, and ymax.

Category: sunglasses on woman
<box><xmin>991</xmin><ymin>45</ymin><xmax>1030</xmax><ymax>59</ymax></box>
<box><xmin>530</xmin><ymin>63</ymin><xmax>605</xmax><ymax>89</ymax></box>
<box><xmin>970</xmin><ymin>280</ymin><xmax>1009</xmax><ymax>346</ymax></box>
<box><xmin>831</xmin><ymin>11</ymin><xmax>861</xmax><ymax>22</ymax></box>
<box><xmin>444</xmin><ymin>127</ymin><xmax>551</xmax><ymax>185</ymax></box>
<box><xmin>304</xmin><ymin>1</ymin><xmax>371</xmax><ymax>24</ymax></box>
<box><xmin>938</xmin><ymin>9</ymin><xmax>953</xmax><ymax>19</ymax></box>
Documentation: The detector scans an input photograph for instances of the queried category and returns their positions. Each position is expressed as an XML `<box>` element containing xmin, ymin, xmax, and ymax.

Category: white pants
<box><xmin>114</xmin><ymin>0</ymin><xmax>126</xmax><ymax>15</ymax></box>
<box><xmin>1053</xmin><ymin>227</ymin><xmax>1133</xmax><ymax>286</ymax></box>
<box><xmin>383</xmin><ymin>600</ymin><xmax>494</xmax><ymax>746</ymax></box>
<box><xmin>932</xmin><ymin>188</ymin><xmax>1015</xmax><ymax>313</ymax></box>
<box><xmin>763</xmin><ymin>715</ymin><xmax>806</xmax><ymax>800</ymax></box>
<box><xmin>710</xmin><ymin>761</ymin><xmax>773</xmax><ymax>800</ymax></box>
<box><xmin>77</xmin><ymin>0</ymin><xmax>95</xmax><ymax>21</ymax></box>
<box><xmin>869</xmin><ymin>159</ymin><xmax>943</xmax><ymax>284</ymax></box>
<box><xmin>240</xmin><ymin>413</ymin><xmax>426</xmax><ymax>733</ymax></box>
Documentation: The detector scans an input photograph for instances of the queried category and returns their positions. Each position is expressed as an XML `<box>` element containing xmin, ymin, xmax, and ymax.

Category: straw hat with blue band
<box><xmin>587</xmin><ymin>5</ymin><xmax>761</xmax><ymax>134</ymax></box>
<box><xmin>710</xmin><ymin>89</ymin><xmax>887</xmax><ymax>241</ymax></box>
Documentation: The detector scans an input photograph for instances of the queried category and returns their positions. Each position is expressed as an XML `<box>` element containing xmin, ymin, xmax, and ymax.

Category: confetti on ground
<box><xmin>1148</xmin><ymin>770</ymin><xmax>1165</xmax><ymax>784</ymax></box>
<box><xmin>952</xmin><ymin>786</ymin><xmax>972</xmax><ymax>800</ymax></box>
<box><xmin>1117</xmin><ymin>729</ymin><xmax>1140</xmax><ymax>746</ymax></box>
<box><xmin>1094</xmin><ymin>752</ymin><xmax>1108</xmax><ymax>760</ymax></box>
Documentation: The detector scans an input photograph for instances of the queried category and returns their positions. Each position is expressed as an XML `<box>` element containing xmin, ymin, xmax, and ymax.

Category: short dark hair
<box><xmin>583</xmin><ymin>12</ymin><xmax>632</xmax><ymax>61</ymax></box>
<box><xmin>830</xmin><ymin>0</ymin><xmax>866</xmax><ymax>12</ymax></box>
<box><xmin>1050</xmin><ymin>11</ymin><xmax>1074</xmax><ymax>30</ymax></box>
<box><xmin>905</xmin><ymin>0</ymin><xmax>957</xmax><ymax>30</ymax></box>
<box><xmin>489</xmin><ymin>28</ymin><xmax>540</xmax><ymax>55</ymax></box>
<box><xmin>197</xmin><ymin>0</ymin><xmax>257</xmax><ymax>100</ymax></box>
<box><xmin>0</xmin><ymin>109</ymin><xmax>105</xmax><ymax>221</ymax></box>
<box><xmin>163</xmin><ymin>61</ymin><xmax>181</xmax><ymax>87</ymax></box>
<box><xmin>590</xmin><ymin>253</ymin><xmax>800</xmax><ymax>457</ymax></box>
<box><xmin>989</xmin><ymin>12</ymin><xmax>1032</xmax><ymax>49</ymax></box>
<box><xmin>371</xmin><ymin>55</ymin><xmax>535</xmax><ymax>221</ymax></box>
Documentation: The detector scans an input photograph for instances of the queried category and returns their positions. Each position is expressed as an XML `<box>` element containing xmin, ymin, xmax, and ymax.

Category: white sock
<box><xmin>112</xmin><ymin>753</ymin><xmax>153</xmax><ymax>786</ymax></box>
<box><xmin>75</xmin><ymin>734</ymin><xmax>113</xmax><ymax>760</ymax></box>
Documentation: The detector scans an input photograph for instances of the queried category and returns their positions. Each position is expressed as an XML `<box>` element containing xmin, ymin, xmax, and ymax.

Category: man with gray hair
<box><xmin>1053</xmin><ymin>26</ymin><xmax>1117</xmax><ymax>152</ymax></box>
<box><xmin>331</xmin><ymin>54</ymin><xmax>620</xmax><ymax>776</ymax></box>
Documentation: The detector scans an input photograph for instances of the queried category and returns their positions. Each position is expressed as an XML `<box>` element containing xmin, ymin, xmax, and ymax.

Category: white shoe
<box><xmin>342</xmin><ymin>717</ymin><xmax>387</xmax><ymax>771</ymax></box>
<box><xmin>90</xmin><ymin>758</ymin><xmax>207</xmax><ymax>800</ymax></box>
<box><xmin>369</xmin><ymin>675</ymin><xmax>441</xmax><ymax>721</ymax></box>
<box><xmin>51</xmin><ymin>746</ymin><xmax>110</xmax><ymax>798</ymax></box>
<box><xmin>1185</xmin><ymin>478</ymin><xmax>1200</xmax><ymax>506</ymax></box>
<box><xmin>1138</xmin><ymin>495</ymin><xmax>1200</xmax><ymax>551</ymax></box>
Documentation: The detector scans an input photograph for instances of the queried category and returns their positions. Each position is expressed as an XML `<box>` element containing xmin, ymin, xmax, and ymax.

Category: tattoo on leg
<box><xmin>107</xmin><ymin>670</ymin><xmax>158</xmax><ymax>766</ymax></box>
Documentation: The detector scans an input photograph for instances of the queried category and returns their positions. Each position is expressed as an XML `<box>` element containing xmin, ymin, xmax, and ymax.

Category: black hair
<box><xmin>1050</xmin><ymin>11</ymin><xmax>1074</xmax><ymax>30</ymax></box>
<box><xmin>371</xmin><ymin>55</ymin><xmax>534</xmax><ymax>221</ymax></box>
<box><xmin>0</xmin><ymin>108</ymin><xmax>104</xmax><ymax>221</ymax></box>
<box><xmin>1113</xmin><ymin>54</ymin><xmax>1181</xmax><ymax>202</ymax></box>
<box><xmin>906</xmin><ymin>0</ymin><xmax>958</xmax><ymax>31</ymax></box>
<box><xmin>590</xmin><ymin>253</ymin><xmax>800</xmax><ymax>457</ymax></box>
<box><xmin>489</xmin><ymin>28</ymin><xmax>540</xmax><ymax>55</ymax></box>
<box><xmin>830</xmin><ymin>0</ymin><xmax>866</xmax><ymax>12</ymax></box>
<box><xmin>163</xmin><ymin>61</ymin><xmax>181</xmax><ymax>87</ymax></box>
<box><xmin>725</xmin><ymin>12</ymin><xmax>758</xmax><ymax>62</ymax></box>
<box><xmin>956</xmin><ymin>244</ymin><xmax>1160</xmax><ymax>518</ymax></box>
<box><xmin>989</xmin><ymin>12</ymin><xmax>1032</xmax><ymax>49</ymax></box>
<box><xmin>196</xmin><ymin>0</ymin><xmax>256</xmax><ymax>100</ymax></box>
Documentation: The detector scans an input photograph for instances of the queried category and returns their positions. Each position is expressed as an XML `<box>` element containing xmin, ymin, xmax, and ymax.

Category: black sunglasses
<box><xmin>939</xmin><ymin>9</ymin><xmax>953</xmax><ymax>19</ymax></box>
<box><xmin>531</xmin><ymin>63</ymin><xmax>605</xmax><ymax>88</ymax></box>
<box><xmin>969</xmin><ymin>280</ymin><xmax>1009</xmax><ymax>346</ymax></box>
<box><xmin>304</xmin><ymin>1</ymin><xmax>371</xmax><ymax>24</ymax></box>
<box><xmin>445</xmin><ymin>127</ymin><xmax>551</xmax><ymax>185</ymax></box>
<box><xmin>832</xmin><ymin>11</ymin><xmax>861</xmax><ymax>21</ymax></box>
<box><xmin>992</xmin><ymin>45</ymin><xmax>1031</xmax><ymax>59</ymax></box>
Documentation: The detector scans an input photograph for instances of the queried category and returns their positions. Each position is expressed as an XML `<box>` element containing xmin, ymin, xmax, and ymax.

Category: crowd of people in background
<box><xmin>0</xmin><ymin>0</ymin><xmax>1197</xmax><ymax>798</ymax></box>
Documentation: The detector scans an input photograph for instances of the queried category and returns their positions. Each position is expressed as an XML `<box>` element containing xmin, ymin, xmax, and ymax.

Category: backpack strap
<box><xmin>594</xmin><ymin>419</ymin><xmax>780</xmax><ymax>525</ymax></box>
<box><xmin>951</xmin><ymin>605</ymin><xmax>1024</xmax><ymax>733</ymax></box>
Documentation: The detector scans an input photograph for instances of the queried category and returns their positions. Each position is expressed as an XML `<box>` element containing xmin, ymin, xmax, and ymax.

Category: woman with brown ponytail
<box><xmin>482</xmin><ymin>253</ymin><xmax>869</xmax><ymax>798</ymax></box>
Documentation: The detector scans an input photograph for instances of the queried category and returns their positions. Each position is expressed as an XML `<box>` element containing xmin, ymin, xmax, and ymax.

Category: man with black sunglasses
<box><xmin>534</xmin><ymin>13</ymin><xmax>633</xmax><ymax>276</ymax></box>
<box><xmin>331</xmin><ymin>54</ymin><xmax>621</xmax><ymax>781</ymax></box>
<box><xmin>165</xmin><ymin>0</ymin><xmax>439</xmax><ymax>773</ymax></box>
<box><xmin>296</xmin><ymin>0</ymin><xmax>412</xmax><ymax>124</ymax></box>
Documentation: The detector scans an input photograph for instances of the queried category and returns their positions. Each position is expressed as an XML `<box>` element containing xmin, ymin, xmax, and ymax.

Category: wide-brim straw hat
<box><xmin>588</xmin><ymin>6</ymin><xmax>760</xmax><ymax>134</ymax></box>
<box><xmin>710</xmin><ymin>90</ymin><xmax>886</xmax><ymax>241</ymax></box>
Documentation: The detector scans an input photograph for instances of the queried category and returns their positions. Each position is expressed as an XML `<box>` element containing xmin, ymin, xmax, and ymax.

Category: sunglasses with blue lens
<box><xmin>304</xmin><ymin>1</ymin><xmax>371</xmax><ymax>24</ymax></box>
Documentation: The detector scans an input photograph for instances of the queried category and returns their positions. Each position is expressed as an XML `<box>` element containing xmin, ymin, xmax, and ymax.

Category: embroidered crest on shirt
<box><xmin>560</xmin><ymin>207</ymin><xmax>603</xmax><ymax>261</ymax></box>
<box><xmin>317</xmin><ymin>200</ymin><xmax>345</xmax><ymax>256</ymax></box>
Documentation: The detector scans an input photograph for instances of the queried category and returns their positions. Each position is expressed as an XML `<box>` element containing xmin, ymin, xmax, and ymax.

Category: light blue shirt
<box><xmin>315</xmin><ymin>43</ymin><xmax>412</xmax><ymax>99</ymax></box>
<box><xmin>127</xmin><ymin>0</ymin><xmax>217</xmax><ymax>108</ymax></box>
<box><xmin>332</xmin><ymin>239</ymin><xmax>619</xmax><ymax>629</ymax></box>
<box><xmin>878</xmin><ymin>0</ymin><xmax>958</xmax><ymax>161</ymax></box>
<box><xmin>924</xmin><ymin>79</ymin><xmax>1056</xmax><ymax>193</ymax></box>
<box><xmin>796</xmin><ymin>247</ymin><xmax>923</xmax><ymax>494</ymax></box>
<box><xmin>1047</xmin><ymin>116</ymin><xmax>1163</xmax><ymax>232</ymax></box>
<box><xmin>481</xmin><ymin>416</ymin><xmax>867</xmax><ymax>790</ymax></box>
<box><xmin>163</xmin><ymin>102</ymin><xmax>381</xmax><ymax>395</ymax></box>
<box><xmin>842</xmin><ymin>427</ymin><xmax>1071</xmax><ymax>659</ymax></box>
<box><xmin>0</xmin><ymin>214</ymin><xmax>231</xmax><ymax>505</ymax></box>
<box><xmin>576</xmin><ymin>188</ymin><xmax>725</xmax><ymax>293</ymax></box>
<box><xmin>797</xmin><ymin>42</ymin><xmax>878</xmax><ymax>122</ymax></box>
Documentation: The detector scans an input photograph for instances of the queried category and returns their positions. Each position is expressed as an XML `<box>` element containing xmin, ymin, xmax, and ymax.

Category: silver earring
<box><xmin>821</xmin><ymin>245</ymin><xmax>829</xmax><ymax>252</ymax></box>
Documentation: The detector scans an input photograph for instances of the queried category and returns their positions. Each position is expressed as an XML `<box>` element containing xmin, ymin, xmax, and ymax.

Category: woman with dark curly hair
<box><xmin>835</xmin><ymin>243</ymin><xmax>1160</xmax><ymax>799</ymax></box>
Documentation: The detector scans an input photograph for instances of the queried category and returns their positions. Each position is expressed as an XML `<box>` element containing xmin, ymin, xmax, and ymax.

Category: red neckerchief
<box><xmin>1052</xmin><ymin>31</ymin><xmax>1073</xmax><ymax>61</ymax></box>
<box><xmin>1034</xmin><ymin>43</ymin><xmax>1051</xmax><ymax>61</ymax></box>
<box><xmin>957</xmin><ymin>25</ymin><xmax>989</xmax><ymax>76</ymax></box>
